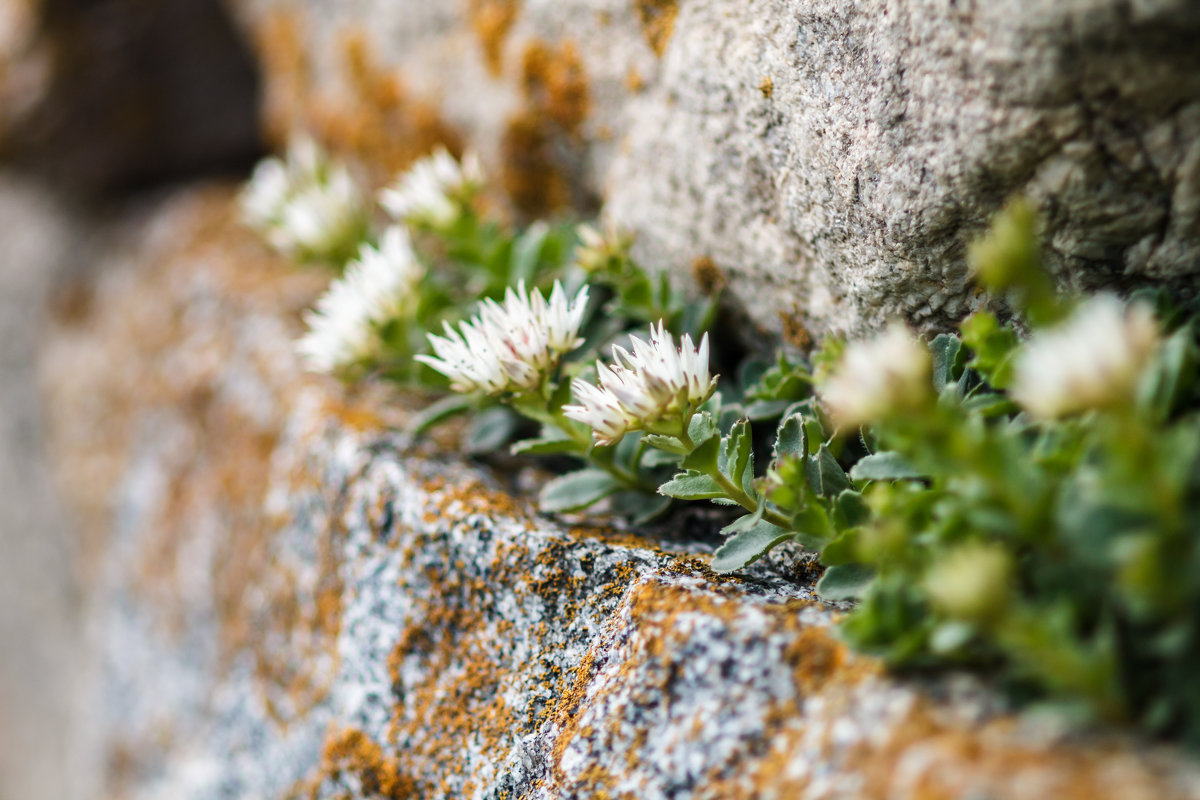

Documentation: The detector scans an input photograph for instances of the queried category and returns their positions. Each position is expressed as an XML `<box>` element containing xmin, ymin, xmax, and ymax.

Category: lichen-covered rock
<box><xmin>229</xmin><ymin>0</ymin><xmax>1200</xmax><ymax>339</ymax></box>
<box><xmin>42</xmin><ymin>187</ymin><xmax>1200</xmax><ymax>799</ymax></box>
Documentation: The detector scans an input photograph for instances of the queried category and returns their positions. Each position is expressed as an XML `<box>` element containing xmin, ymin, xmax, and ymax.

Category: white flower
<box><xmin>296</xmin><ymin>226</ymin><xmax>425</xmax><ymax>373</ymax></box>
<box><xmin>563</xmin><ymin>322</ymin><xmax>717</xmax><ymax>446</ymax></box>
<box><xmin>416</xmin><ymin>281</ymin><xmax>588</xmax><ymax>394</ymax></box>
<box><xmin>820</xmin><ymin>323</ymin><xmax>932</xmax><ymax>429</ymax></box>
<box><xmin>924</xmin><ymin>542</ymin><xmax>1013</xmax><ymax>624</ymax></box>
<box><xmin>574</xmin><ymin>222</ymin><xmax>634</xmax><ymax>274</ymax></box>
<box><xmin>1012</xmin><ymin>294</ymin><xmax>1159</xmax><ymax>419</ymax></box>
<box><xmin>379</xmin><ymin>147</ymin><xmax>484</xmax><ymax>230</ymax></box>
<box><xmin>239</xmin><ymin>136</ymin><xmax>367</xmax><ymax>261</ymax></box>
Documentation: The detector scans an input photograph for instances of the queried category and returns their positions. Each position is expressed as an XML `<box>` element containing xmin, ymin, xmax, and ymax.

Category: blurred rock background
<box><xmin>2</xmin><ymin>0</ymin><xmax>1199</xmax><ymax>798</ymax></box>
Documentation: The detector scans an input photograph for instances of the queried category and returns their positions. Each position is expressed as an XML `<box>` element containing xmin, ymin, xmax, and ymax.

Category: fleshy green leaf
<box><xmin>511</xmin><ymin>427</ymin><xmax>579</xmax><ymax>456</ymax></box>
<box><xmin>681</xmin><ymin>433</ymin><xmax>721</xmax><ymax>472</ymax></box>
<box><xmin>816</xmin><ymin>563</ymin><xmax>876</xmax><ymax>601</ymax></box>
<box><xmin>930</xmin><ymin>333</ymin><xmax>964</xmax><ymax>393</ymax></box>
<box><xmin>659</xmin><ymin>471</ymin><xmax>725</xmax><ymax>500</ymax></box>
<box><xmin>408</xmin><ymin>393</ymin><xmax>475</xmax><ymax>435</ymax></box>
<box><xmin>773</xmin><ymin>415</ymin><xmax>807</xmax><ymax>462</ymax></box>
<box><xmin>642</xmin><ymin>434</ymin><xmax>690</xmax><ymax>455</ymax></box>
<box><xmin>538</xmin><ymin>469</ymin><xmax>623</xmax><ymax>513</ymax></box>
<box><xmin>464</xmin><ymin>406</ymin><xmax>521</xmax><ymax>454</ymax></box>
<box><xmin>806</xmin><ymin>445</ymin><xmax>852</xmax><ymax>497</ymax></box>
<box><xmin>711</xmin><ymin>518</ymin><xmax>793</xmax><ymax>572</ymax></box>
<box><xmin>850</xmin><ymin>451</ymin><xmax>924</xmax><ymax>481</ymax></box>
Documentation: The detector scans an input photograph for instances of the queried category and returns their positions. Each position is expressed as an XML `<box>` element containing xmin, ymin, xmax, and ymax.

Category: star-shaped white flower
<box><xmin>563</xmin><ymin>322</ymin><xmax>716</xmax><ymax>446</ymax></box>
<box><xmin>296</xmin><ymin>226</ymin><xmax>425</xmax><ymax>374</ymax></box>
<box><xmin>380</xmin><ymin>147</ymin><xmax>484</xmax><ymax>230</ymax></box>
<box><xmin>416</xmin><ymin>281</ymin><xmax>588</xmax><ymax>395</ymax></box>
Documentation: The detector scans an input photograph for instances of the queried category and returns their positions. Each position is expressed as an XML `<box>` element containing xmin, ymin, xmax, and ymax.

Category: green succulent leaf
<box><xmin>816</xmin><ymin>563</ymin><xmax>876</xmax><ymax>601</ymax></box>
<box><xmin>849</xmin><ymin>451</ymin><xmax>924</xmax><ymax>481</ymax></box>
<box><xmin>711</xmin><ymin>517</ymin><xmax>793</xmax><ymax>573</ymax></box>
<box><xmin>538</xmin><ymin>469</ymin><xmax>623</xmax><ymax>513</ymax></box>
<box><xmin>659</xmin><ymin>471</ymin><xmax>725</xmax><ymax>500</ymax></box>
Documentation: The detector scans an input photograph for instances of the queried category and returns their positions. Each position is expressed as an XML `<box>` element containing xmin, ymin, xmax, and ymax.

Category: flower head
<box><xmin>1012</xmin><ymin>294</ymin><xmax>1159</xmax><ymax>419</ymax></box>
<box><xmin>239</xmin><ymin>136</ymin><xmax>367</xmax><ymax>262</ymax></box>
<box><xmin>563</xmin><ymin>322</ymin><xmax>717</xmax><ymax>446</ymax></box>
<box><xmin>379</xmin><ymin>147</ymin><xmax>484</xmax><ymax>230</ymax></box>
<box><xmin>819</xmin><ymin>323</ymin><xmax>932</xmax><ymax>429</ymax></box>
<box><xmin>296</xmin><ymin>226</ymin><xmax>424</xmax><ymax>373</ymax></box>
<box><xmin>924</xmin><ymin>542</ymin><xmax>1013</xmax><ymax>625</ymax></box>
<box><xmin>573</xmin><ymin>222</ymin><xmax>635</xmax><ymax>275</ymax></box>
<box><xmin>416</xmin><ymin>281</ymin><xmax>588</xmax><ymax>395</ymax></box>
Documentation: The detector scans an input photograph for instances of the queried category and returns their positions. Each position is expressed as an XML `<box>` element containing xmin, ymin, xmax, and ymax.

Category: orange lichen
<box><xmin>469</xmin><ymin>0</ymin><xmax>521</xmax><ymax>76</ymax></box>
<box><xmin>634</xmin><ymin>0</ymin><xmax>678</xmax><ymax>57</ymax></box>
<box><xmin>691</xmin><ymin>255</ymin><xmax>727</xmax><ymax>297</ymax></box>
<box><xmin>625</xmin><ymin>66</ymin><xmax>646</xmax><ymax>94</ymax></box>
<box><xmin>501</xmin><ymin>39</ymin><xmax>593</xmax><ymax>217</ymax></box>
<box><xmin>759</xmin><ymin>75</ymin><xmax>774</xmax><ymax>99</ymax></box>
<box><xmin>251</xmin><ymin>15</ymin><xmax>462</xmax><ymax>182</ymax></box>
<box><xmin>520</xmin><ymin>40</ymin><xmax>590</xmax><ymax>135</ymax></box>
<box><xmin>779</xmin><ymin>309</ymin><xmax>813</xmax><ymax>351</ymax></box>
<box><xmin>318</xmin><ymin>728</ymin><xmax>417</xmax><ymax>798</ymax></box>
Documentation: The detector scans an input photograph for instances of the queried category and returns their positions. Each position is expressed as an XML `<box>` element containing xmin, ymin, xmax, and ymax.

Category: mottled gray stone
<box><xmin>231</xmin><ymin>0</ymin><xmax>1200</xmax><ymax>338</ymax></box>
<box><xmin>40</xmin><ymin>189</ymin><xmax>1200</xmax><ymax>799</ymax></box>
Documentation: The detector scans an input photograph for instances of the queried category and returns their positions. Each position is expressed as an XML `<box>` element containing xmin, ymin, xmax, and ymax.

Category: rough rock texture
<box><xmin>230</xmin><ymin>0</ymin><xmax>1200</xmax><ymax>338</ymax></box>
<box><xmin>0</xmin><ymin>174</ymin><xmax>92</xmax><ymax>800</ymax></box>
<box><xmin>41</xmin><ymin>186</ymin><xmax>1200</xmax><ymax>799</ymax></box>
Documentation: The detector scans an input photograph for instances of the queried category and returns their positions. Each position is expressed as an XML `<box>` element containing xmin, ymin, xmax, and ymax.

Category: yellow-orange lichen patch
<box><xmin>501</xmin><ymin>38</ymin><xmax>593</xmax><ymax>217</ymax></box>
<box><xmin>317</xmin><ymin>727</ymin><xmax>417</xmax><ymax>798</ymax></box>
<box><xmin>469</xmin><ymin>0</ymin><xmax>521</xmax><ymax>76</ymax></box>
<box><xmin>634</xmin><ymin>0</ymin><xmax>678</xmax><ymax>57</ymax></box>
<box><xmin>690</xmin><ymin>255</ymin><xmax>727</xmax><ymax>297</ymax></box>
<box><xmin>520</xmin><ymin>40</ymin><xmax>590</xmax><ymax>135</ymax></box>
<box><xmin>759</xmin><ymin>75</ymin><xmax>775</xmax><ymax>99</ymax></box>
<box><xmin>250</xmin><ymin>13</ymin><xmax>462</xmax><ymax>182</ymax></box>
<box><xmin>778</xmin><ymin>309</ymin><xmax>813</xmax><ymax>351</ymax></box>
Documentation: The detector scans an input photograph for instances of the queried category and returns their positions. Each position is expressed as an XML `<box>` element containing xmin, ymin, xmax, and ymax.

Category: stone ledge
<box><xmin>41</xmin><ymin>187</ymin><xmax>1200</xmax><ymax>799</ymax></box>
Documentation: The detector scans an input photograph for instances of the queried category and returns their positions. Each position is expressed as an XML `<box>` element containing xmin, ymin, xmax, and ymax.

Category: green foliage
<box><xmin>260</xmin><ymin>150</ymin><xmax>1200</xmax><ymax>748</ymax></box>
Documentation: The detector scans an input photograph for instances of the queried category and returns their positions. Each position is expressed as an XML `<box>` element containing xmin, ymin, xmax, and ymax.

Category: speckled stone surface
<box><xmin>40</xmin><ymin>187</ymin><xmax>1200</xmax><ymax>799</ymax></box>
<box><xmin>227</xmin><ymin>0</ymin><xmax>1200</xmax><ymax>340</ymax></box>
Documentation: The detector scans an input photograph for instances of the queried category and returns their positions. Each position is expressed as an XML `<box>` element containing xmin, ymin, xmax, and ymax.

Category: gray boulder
<box><xmin>230</xmin><ymin>0</ymin><xmax>1200</xmax><ymax>337</ymax></box>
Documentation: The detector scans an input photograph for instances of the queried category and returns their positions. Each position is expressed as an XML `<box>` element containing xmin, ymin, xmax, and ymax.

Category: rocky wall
<box><xmin>229</xmin><ymin>0</ymin><xmax>1200</xmax><ymax>339</ymax></box>
<box><xmin>39</xmin><ymin>185</ymin><xmax>1200</xmax><ymax>799</ymax></box>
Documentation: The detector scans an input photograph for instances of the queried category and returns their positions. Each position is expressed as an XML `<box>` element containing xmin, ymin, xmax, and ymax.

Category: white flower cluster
<box><xmin>296</xmin><ymin>227</ymin><xmax>425</xmax><ymax>374</ymax></box>
<box><xmin>239</xmin><ymin>136</ymin><xmax>367</xmax><ymax>261</ymax></box>
<box><xmin>380</xmin><ymin>147</ymin><xmax>484</xmax><ymax>230</ymax></box>
<box><xmin>820</xmin><ymin>324</ymin><xmax>932</xmax><ymax>429</ymax></box>
<box><xmin>417</xmin><ymin>281</ymin><xmax>588</xmax><ymax>395</ymax></box>
<box><xmin>564</xmin><ymin>323</ymin><xmax>716</xmax><ymax>446</ymax></box>
<box><xmin>1012</xmin><ymin>294</ymin><xmax>1159</xmax><ymax>419</ymax></box>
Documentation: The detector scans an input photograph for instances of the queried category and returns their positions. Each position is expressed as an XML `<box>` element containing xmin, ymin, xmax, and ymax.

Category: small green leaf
<box><xmin>464</xmin><ymin>406</ymin><xmax>521</xmax><ymax>454</ymax></box>
<box><xmin>610</xmin><ymin>491</ymin><xmax>673</xmax><ymax>524</ymax></box>
<box><xmin>642</xmin><ymin>434</ymin><xmax>690</xmax><ymax>455</ymax></box>
<box><xmin>930</xmin><ymin>333</ymin><xmax>964</xmax><ymax>393</ymax></box>
<box><xmin>849</xmin><ymin>451</ymin><xmax>924</xmax><ymax>481</ymax></box>
<box><xmin>409</xmin><ymin>393</ymin><xmax>475</xmax><ymax>435</ymax></box>
<box><xmin>711</xmin><ymin>518</ymin><xmax>793</xmax><ymax>572</ymax></box>
<box><xmin>509</xmin><ymin>221</ymin><xmax>550</xmax><ymax>284</ymax></box>
<box><xmin>833</xmin><ymin>490</ymin><xmax>870</xmax><ymax>528</ymax></box>
<box><xmin>538</xmin><ymin>469</ymin><xmax>622</xmax><ymax>513</ymax></box>
<box><xmin>659</xmin><ymin>472</ymin><xmax>725</xmax><ymax>500</ymax></box>
<box><xmin>681</xmin><ymin>434</ymin><xmax>721</xmax><ymax>472</ymax></box>
<box><xmin>721</xmin><ymin>420</ymin><xmax>755</xmax><ymax>494</ymax></box>
<box><xmin>687</xmin><ymin>411</ymin><xmax>719</xmax><ymax>446</ymax></box>
<box><xmin>773</xmin><ymin>415</ymin><xmax>807</xmax><ymax>462</ymax></box>
<box><xmin>818</xmin><ymin>528</ymin><xmax>861</xmax><ymax>566</ymax></box>
<box><xmin>816</xmin><ymin>563</ymin><xmax>876</xmax><ymax>601</ymax></box>
<box><xmin>806</xmin><ymin>445</ymin><xmax>852</xmax><ymax>497</ymax></box>
<box><xmin>641</xmin><ymin>448</ymin><xmax>682</xmax><ymax>468</ymax></box>
<box><xmin>511</xmin><ymin>427</ymin><xmax>579</xmax><ymax>455</ymax></box>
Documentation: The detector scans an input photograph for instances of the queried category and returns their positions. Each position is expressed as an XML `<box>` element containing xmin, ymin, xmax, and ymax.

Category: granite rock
<box><xmin>230</xmin><ymin>0</ymin><xmax>1200</xmax><ymax>338</ymax></box>
<box><xmin>40</xmin><ymin>186</ymin><xmax>1200</xmax><ymax>799</ymax></box>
